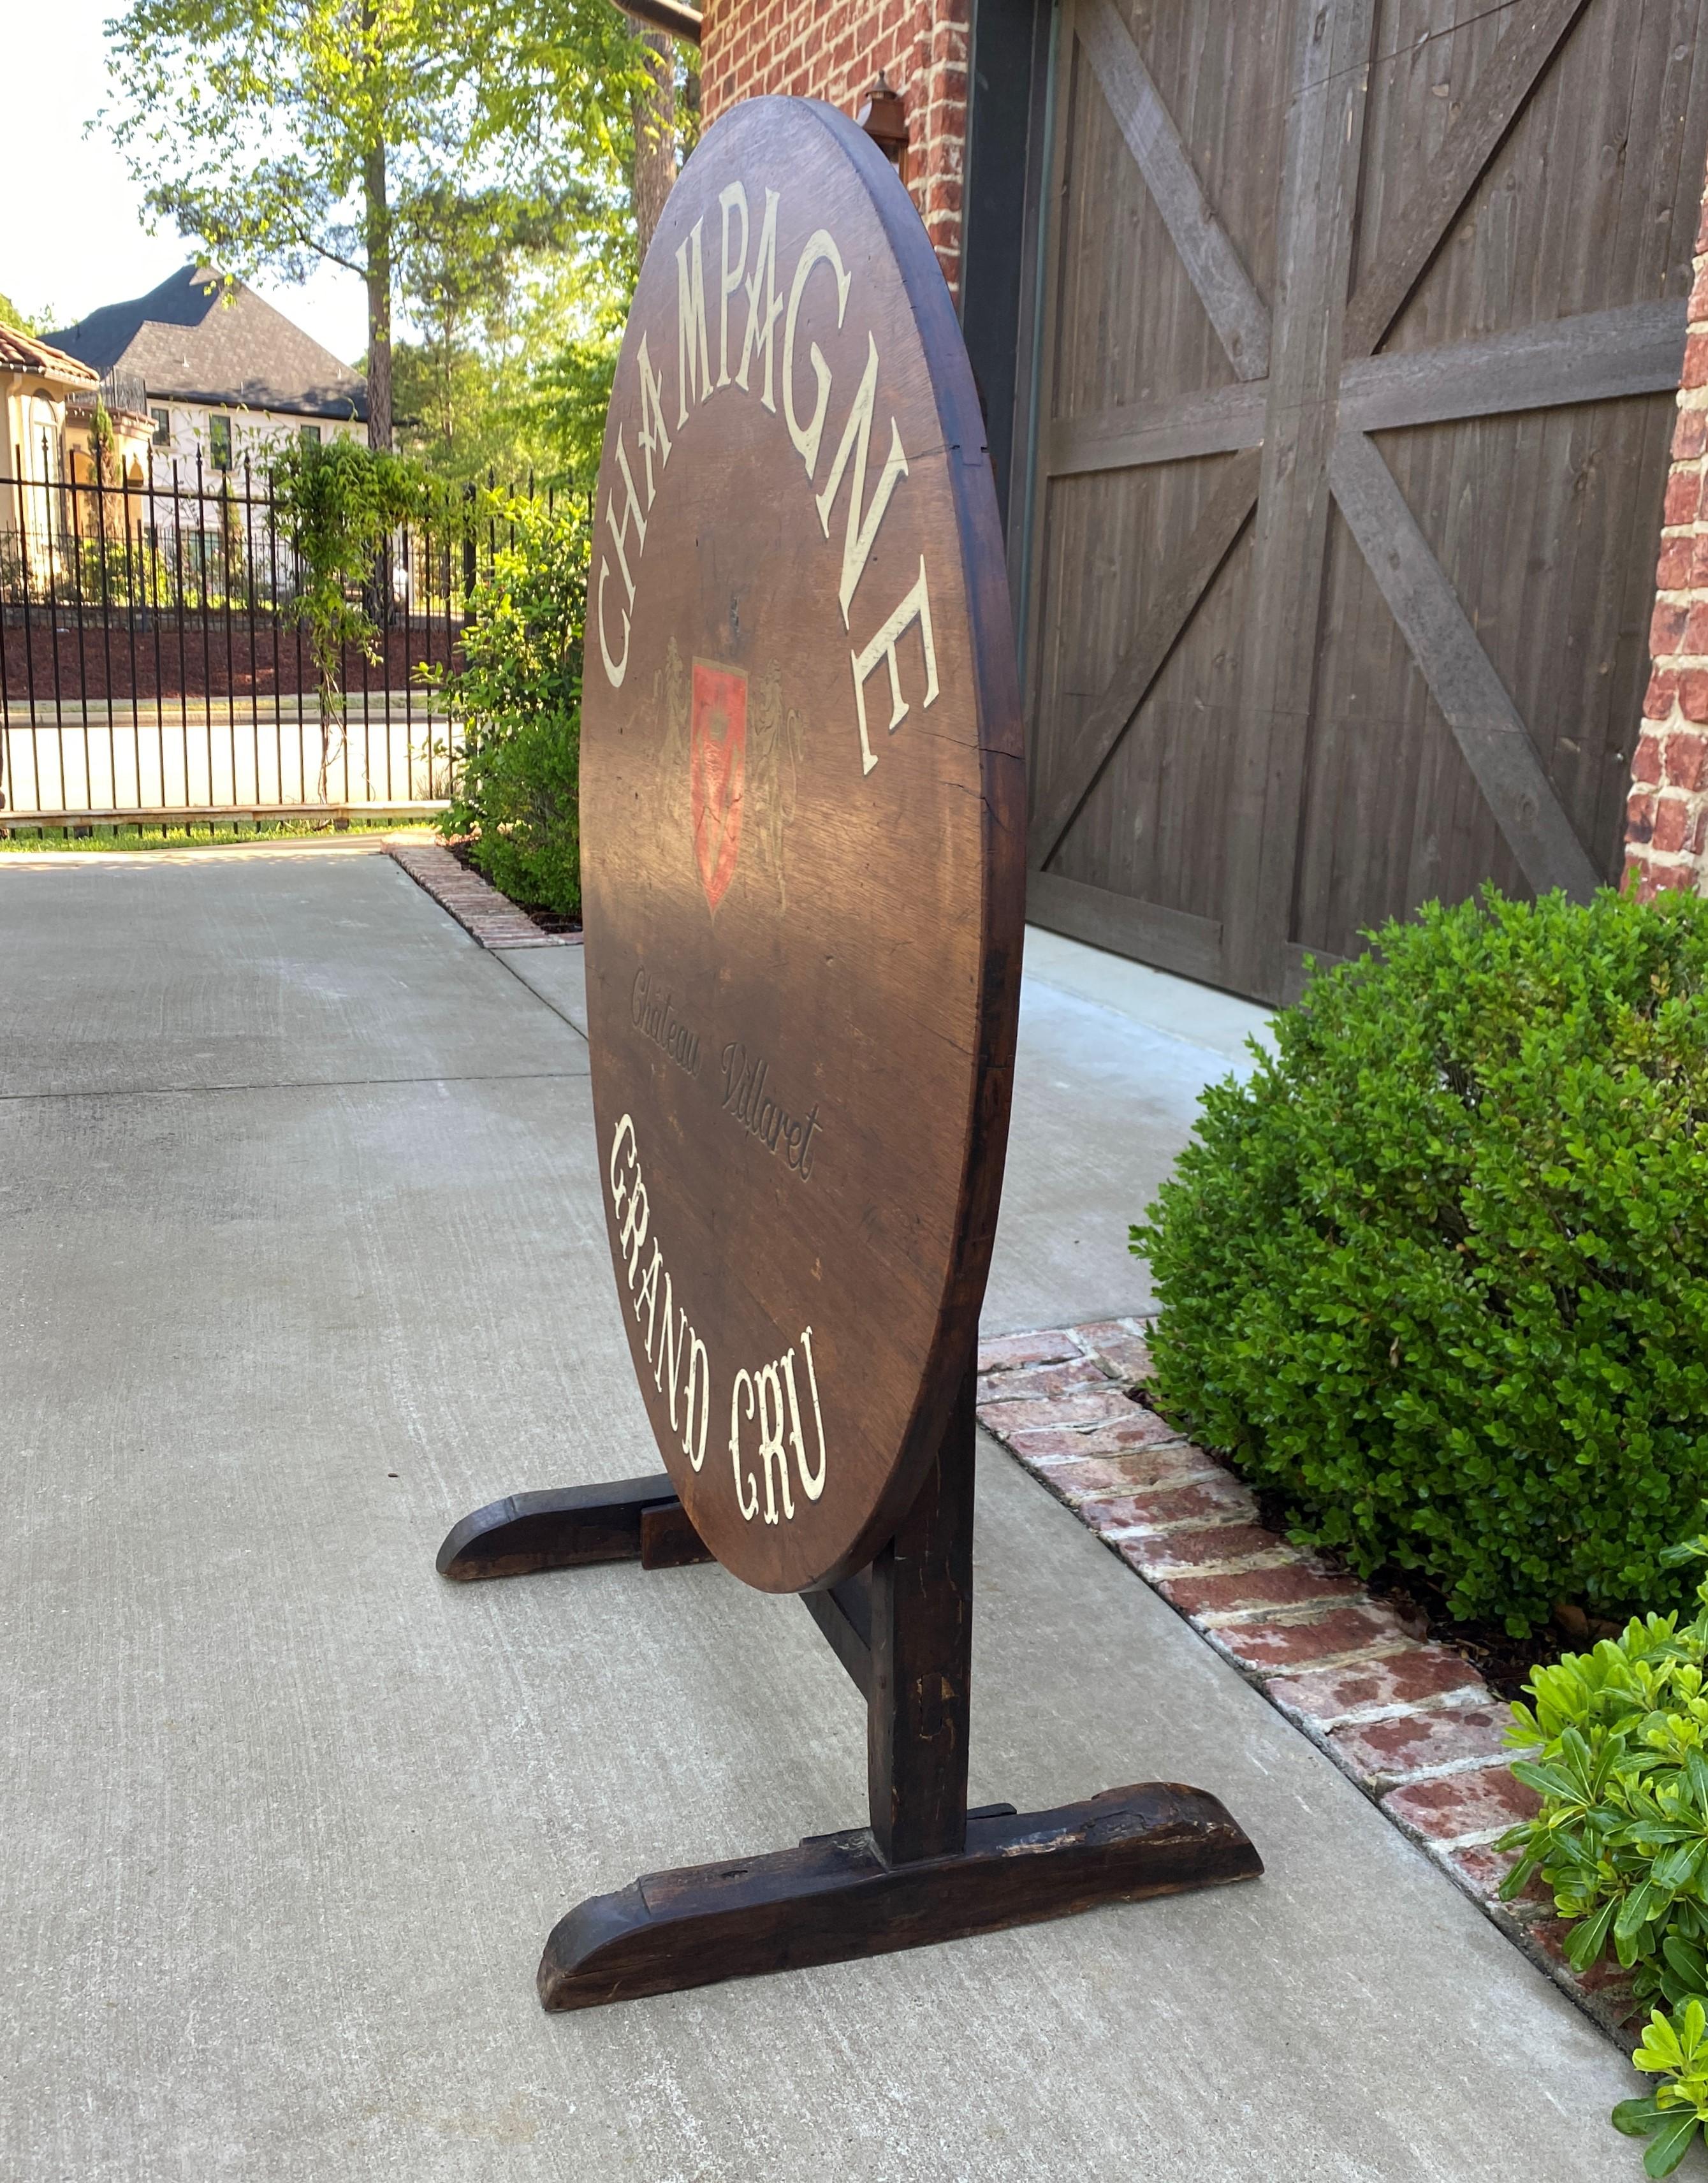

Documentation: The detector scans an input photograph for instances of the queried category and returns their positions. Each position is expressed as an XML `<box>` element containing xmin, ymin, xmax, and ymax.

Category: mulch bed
<box><xmin>1</xmin><ymin>617</ymin><xmax>459</xmax><ymax>703</ymax></box>
<box><xmin>1360</xmin><ymin>1579</ymin><xmax>1574</xmax><ymax>1703</ymax></box>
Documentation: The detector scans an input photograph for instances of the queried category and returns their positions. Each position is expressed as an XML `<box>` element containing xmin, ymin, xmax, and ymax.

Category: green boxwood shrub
<box><xmin>1132</xmin><ymin>887</ymin><xmax>1708</xmax><ymax>1636</ymax></box>
<box><xmin>437</xmin><ymin>492</ymin><xmax>586</xmax><ymax>918</ymax></box>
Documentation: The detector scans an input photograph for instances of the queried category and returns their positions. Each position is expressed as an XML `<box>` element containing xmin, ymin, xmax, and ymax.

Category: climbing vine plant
<box><xmin>270</xmin><ymin>439</ymin><xmax>430</xmax><ymax>796</ymax></box>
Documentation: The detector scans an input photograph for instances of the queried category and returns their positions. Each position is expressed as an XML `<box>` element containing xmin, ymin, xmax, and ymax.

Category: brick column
<box><xmin>699</xmin><ymin>0</ymin><xmax>970</xmax><ymax>300</ymax></box>
<box><xmin>1627</xmin><ymin>170</ymin><xmax>1708</xmax><ymax>899</ymax></box>
<box><xmin>916</xmin><ymin>1</ymin><xmax>970</xmax><ymax>293</ymax></box>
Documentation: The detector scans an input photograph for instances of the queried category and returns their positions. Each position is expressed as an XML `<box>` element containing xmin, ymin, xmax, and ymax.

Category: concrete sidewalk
<box><xmin>0</xmin><ymin>843</ymin><xmax>1646</xmax><ymax>2182</ymax></box>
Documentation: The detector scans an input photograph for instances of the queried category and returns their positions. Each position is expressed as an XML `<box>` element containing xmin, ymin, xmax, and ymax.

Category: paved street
<box><xmin>0</xmin><ymin>842</ymin><xmax>1646</xmax><ymax>2181</ymax></box>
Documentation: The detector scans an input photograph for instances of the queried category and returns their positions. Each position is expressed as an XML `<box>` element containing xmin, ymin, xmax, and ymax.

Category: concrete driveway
<box><xmin>0</xmin><ymin>843</ymin><xmax>1647</xmax><ymax>2181</ymax></box>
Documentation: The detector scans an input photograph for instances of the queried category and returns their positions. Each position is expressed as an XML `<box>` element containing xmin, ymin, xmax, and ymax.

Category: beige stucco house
<box><xmin>49</xmin><ymin>265</ymin><xmax>366</xmax><ymax>490</ymax></box>
<box><xmin>1</xmin><ymin>323</ymin><xmax>154</xmax><ymax>578</ymax></box>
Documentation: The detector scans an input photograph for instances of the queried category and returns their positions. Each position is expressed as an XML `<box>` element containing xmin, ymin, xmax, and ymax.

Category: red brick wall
<box><xmin>1628</xmin><ymin>174</ymin><xmax>1708</xmax><ymax>896</ymax></box>
<box><xmin>699</xmin><ymin>0</ymin><xmax>970</xmax><ymax>300</ymax></box>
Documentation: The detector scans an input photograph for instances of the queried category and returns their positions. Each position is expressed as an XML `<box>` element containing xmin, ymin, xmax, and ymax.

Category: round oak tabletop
<box><xmin>581</xmin><ymin>94</ymin><xmax>1024</xmax><ymax>1594</ymax></box>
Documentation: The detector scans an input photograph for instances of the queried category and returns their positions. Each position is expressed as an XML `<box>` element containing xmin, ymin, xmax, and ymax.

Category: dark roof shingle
<box><xmin>49</xmin><ymin>266</ymin><xmax>367</xmax><ymax>423</ymax></box>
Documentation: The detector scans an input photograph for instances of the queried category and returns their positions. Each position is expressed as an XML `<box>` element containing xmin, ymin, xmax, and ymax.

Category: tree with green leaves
<box><xmin>390</xmin><ymin>181</ymin><xmax>564</xmax><ymax>467</ymax></box>
<box><xmin>0</xmin><ymin>290</ymin><xmax>47</xmax><ymax>335</ymax></box>
<box><xmin>386</xmin><ymin>20</ymin><xmax>698</xmax><ymax>490</ymax></box>
<box><xmin>525</xmin><ymin>303</ymin><xmax>624</xmax><ymax>492</ymax></box>
<box><xmin>101</xmin><ymin>0</ymin><xmax>646</xmax><ymax>448</ymax></box>
<box><xmin>522</xmin><ymin>11</ymin><xmax>696</xmax><ymax>480</ymax></box>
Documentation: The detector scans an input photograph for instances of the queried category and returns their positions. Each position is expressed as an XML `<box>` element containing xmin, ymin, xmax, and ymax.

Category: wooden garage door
<box><xmin>1021</xmin><ymin>0</ymin><xmax>1708</xmax><ymax>1002</ymax></box>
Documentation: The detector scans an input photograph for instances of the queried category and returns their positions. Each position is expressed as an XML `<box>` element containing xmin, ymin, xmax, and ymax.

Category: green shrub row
<box><xmin>436</xmin><ymin>490</ymin><xmax>587</xmax><ymax>918</ymax></box>
<box><xmin>1132</xmin><ymin>886</ymin><xmax>1708</xmax><ymax>1637</ymax></box>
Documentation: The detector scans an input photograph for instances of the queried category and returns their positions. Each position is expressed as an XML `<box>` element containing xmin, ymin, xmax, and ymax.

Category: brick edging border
<box><xmin>388</xmin><ymin>842</ymin><xmax>579</xmax><ymax>951</ymax></box>
<box><xmin>977</xmin><ymin>1320</ymin><xmax>1636</xmax><ymax>2041</ymax></box>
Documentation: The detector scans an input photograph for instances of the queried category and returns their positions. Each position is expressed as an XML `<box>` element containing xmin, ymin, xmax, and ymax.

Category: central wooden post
<box><xmin>867</xmin><ymin>1361</ymin><xmax>974</xmax><ymax>1864</ymax></box>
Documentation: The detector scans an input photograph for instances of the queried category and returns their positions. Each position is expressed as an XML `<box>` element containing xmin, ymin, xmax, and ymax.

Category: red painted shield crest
<box><xmin>690</xmin><ymin>661</ymin><xmax>747</xmax><ymax>912</ymax></box>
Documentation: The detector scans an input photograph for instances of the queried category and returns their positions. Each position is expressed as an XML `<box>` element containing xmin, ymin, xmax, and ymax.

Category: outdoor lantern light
<box><xmin>857</xmin><ymin>71</ymin><xmax>909</xmax><ymax>173</ymax></box>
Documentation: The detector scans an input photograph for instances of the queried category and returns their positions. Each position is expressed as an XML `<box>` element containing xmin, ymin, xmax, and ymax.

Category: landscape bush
<box><xmin>436</xmin><ymin>491</ymin><xmax>587</xmax><ymax>918</ymax></box>
<box><xmin>271</xmin><ymin>439</ymin><xmax>428</xmax><ymax>797</ymax></box>
<box><xmin>1131</xmin><ymin>886</ymin><xmax>1708</xmax><ymax>1636</ymax></box>
<box><xmin>1500</xmin><ymin>1521</ymin><xmax>1708</xmax><ymax>2174</ymax></box>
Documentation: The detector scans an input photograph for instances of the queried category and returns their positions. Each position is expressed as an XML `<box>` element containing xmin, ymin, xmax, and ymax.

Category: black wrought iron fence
<box><xmin>0</xmin><ymin>454</ymin><xmax>539</xmax><ymax>823</ymax></box>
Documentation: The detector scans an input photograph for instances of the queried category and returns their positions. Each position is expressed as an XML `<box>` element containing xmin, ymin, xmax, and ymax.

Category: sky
<box><xmin>5</xmin><ymin>0</ymin><xmax>367</xmax><ymax>363</ymax></box>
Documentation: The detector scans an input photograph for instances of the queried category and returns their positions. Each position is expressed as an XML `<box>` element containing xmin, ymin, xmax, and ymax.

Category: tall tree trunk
<box><xmin>441</xmin><ymin>301</ymin><xmax>455</xmax><ymax>457</ymax></box>
<box><xmin>631</xmin><ymin>31</ymin><xmax>676</xmax><ymax>265</ymax></box>
<box><xmin>364</xmin><ymin>135</ymin><xmax>393</xmax><ymax>451</ymax></box>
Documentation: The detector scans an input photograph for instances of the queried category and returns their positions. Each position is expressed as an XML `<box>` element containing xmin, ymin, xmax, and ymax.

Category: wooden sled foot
<box><xmin>536</xmin><ymin>1782</ymin><xmax>1262</xmax><ymax>2011</ymax></box>
<box><xmin>436</xmin><ymin>1475</ymin><xmax>713</xmax><ymax>1581</ymax></box>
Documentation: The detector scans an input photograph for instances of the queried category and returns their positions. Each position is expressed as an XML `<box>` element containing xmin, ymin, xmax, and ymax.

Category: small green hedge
<box><xmin>1132</xmin><ymin>887</ymin><xmax>1708</xmax><ymax>1636</ymax></box>
<box><xmin>1500</xmin><ymin>1522</ymin><xmax>1708</xmax><ymax>2174</ymax></box>
<box><xmin>437</xmin><ymin>493</ymin><xmax>585</xmax><ymax>918</ymax></box>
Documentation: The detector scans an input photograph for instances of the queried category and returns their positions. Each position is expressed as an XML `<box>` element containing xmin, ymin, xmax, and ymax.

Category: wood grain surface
<box><xmin>581</xmin><ymin>97</ymin><xmax>1025</xmax><ymax>1595</ymax></box>
<box><xmin>1020</xmin><ymin>0</ymin><xmax>1708</xmax><ymax>1000</ymax></box>
<box><xmin>536</xmin><ymin>1783</ymin><xmax>1264</xmax><ymax>2011</ymax></box>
